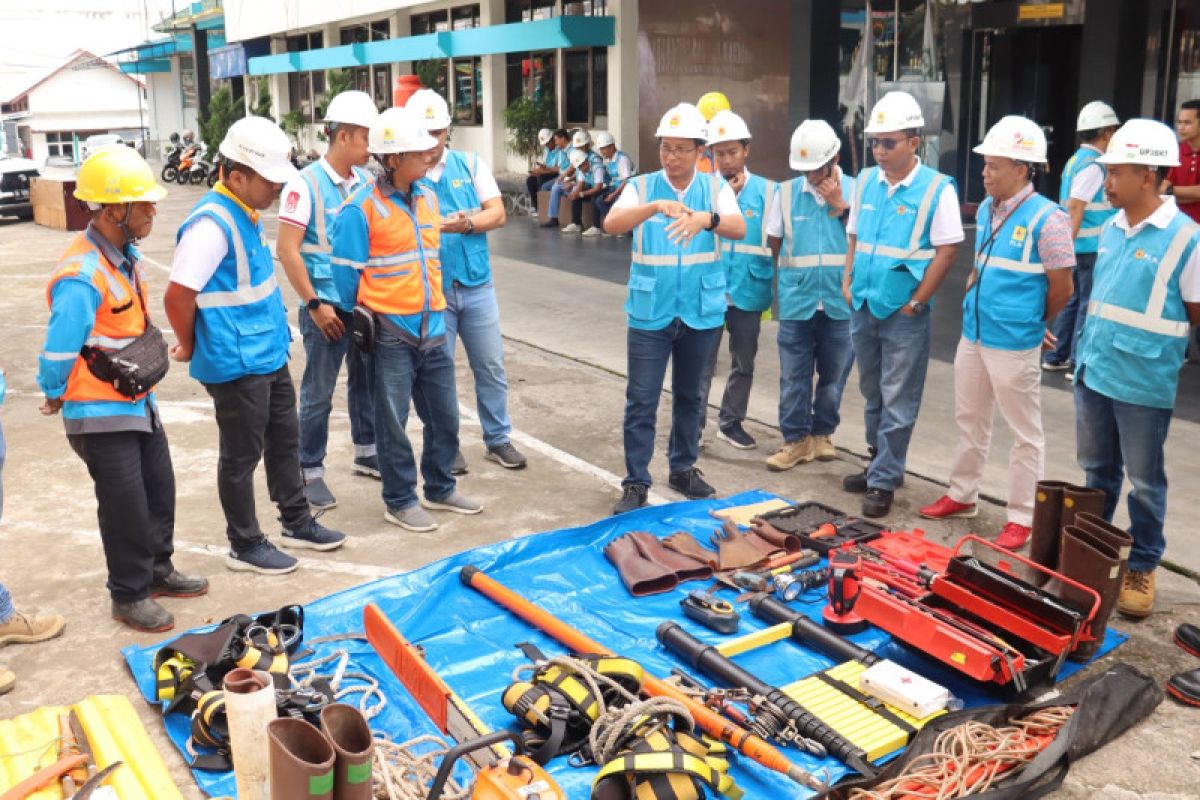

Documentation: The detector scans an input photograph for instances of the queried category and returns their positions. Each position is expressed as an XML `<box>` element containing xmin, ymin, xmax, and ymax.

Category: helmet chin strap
<box><xmin>373</xmin><ymin>153</ymin><xmax>396</xmax><ymax>186</ymax></box>
<box><xmin>115</xmin><ymin>203</ymin><xmax>140</xmax><ymax>245</ymax></box>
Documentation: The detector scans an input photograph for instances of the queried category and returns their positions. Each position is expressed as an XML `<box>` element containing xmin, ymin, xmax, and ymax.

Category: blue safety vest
<box><xmin>1059</xmin><ymin>146</ymin><xmax>1114</xmax><ymax>255</ymax></box>
<box><xmin>720</xmin><ymin>173</ymin><xmax>776</xmax><ymax>313</ymax></box>
<box><xmin>963</xmin><ymin>192</ymin><xmax>1059</xmax><ymax>351</ymax></box>
<box><xmin>429</xmin><ymin>150</ymin><xmax>491</xmax><ymax>287</ymax></box>
<box><xmin>178</xmin><ymin>190</ymin><xmax>291</xmax><ymax>384</ymax></box>
<box><xmin>1075</xmin><ymin>206</ymin><xmax>1200</xmax><ymax>408</ymax></box>
<box><xmin>297</xmin><ymin>161</ymin><xmax>371</xmax><ymax>310</ymax></box>
<box><xmin>626</xmin><ymin>170</ymin><xmax>727</xmax><ymax>331</ymax></box>
<box><xmin>777</xmin><ymin>172</ymin><xmax>855</xmax><ymax>321</ymax></box>
<box><xmin>574</xmin><ymin>150</ymin><xmax>605</xmax><ymax>188</ymax></box>
<box><xmin>605</xmin><ymin>151</ymin><xmax>633</xmax><ymax>185</ymax></box>
<box><xmin>851</xmin><ymin>164</ymin><xmax>955</xmax><ymax>318</ymax></box>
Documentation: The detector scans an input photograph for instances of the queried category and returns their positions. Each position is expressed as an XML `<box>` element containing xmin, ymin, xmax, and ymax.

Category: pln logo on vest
<box><xmin>1133</xmin><ymin>248</ymin><xmax>1160</xmax><ymax>265</ymax></box>
<box><xmin>1010</xmin><ymin>225</ymin><xmax>1028</xmax><ymax>246</ymax></box>
<box><xmin>896</xmin><ymin>204</ymin><xmax>909</xmax><ymax>216</ymax></box>
<box><xmin>451</xmin><ymin>178</ymin><xmax>463</xmax><ymax>188</ymax></box>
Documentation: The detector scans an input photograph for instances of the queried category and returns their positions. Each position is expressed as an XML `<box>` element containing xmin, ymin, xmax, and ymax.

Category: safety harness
<box><xmin>502</xmin><ymin>645</ymin><xmax>741</xmax><ymax>800</ymax></box>
<box><xmin>152</xmin><ymin>605</ymin><xmax>332</xmax><ymax>770</ymax></box>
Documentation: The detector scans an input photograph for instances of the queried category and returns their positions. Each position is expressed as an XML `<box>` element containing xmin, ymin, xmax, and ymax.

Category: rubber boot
<box><xmin>1060</xmin><ymin>485</ymin><xmax>1106</xmax><ymax>536</ymax></box>
<box><xmin>1072</xmin><ymin>512</ymin><xmax>1133</xmax><ymax>601</ymax></box>
<box><xmin>1057</xmin><ymin>525</ymin><xmax>1121</xmax><ymax>662</ymax></box>
<box><xmin>319</xmin><ymin>703</ymin><xmax>373</xmax><ymax>800</ymax></box>
<box><xmin>268</xmin><ymin>717</ymin><xmax>335</xmax><ymax>800</ymax></box>
<box><xmin>1029</xmin><ymin>480</ymin><xmax>1069</xmax><ymax>576</ymax></box>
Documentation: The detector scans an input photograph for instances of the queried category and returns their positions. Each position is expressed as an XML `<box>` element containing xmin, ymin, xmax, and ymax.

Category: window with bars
<box><xmin>339</xmin><ymin>21</ymin><xmax>391</xmax><ymax>107</ymax></box>
<box><xmin>451</xmin><ymin>57</ymin><xmax>483</xmax><ymax>126</ymax></box>
<box><xmin>506</xmin><ymin>50</ymin><xmax>556</xmax><ymax>109</ymax></box>
<box><xmin>45</xmin><ymin>131</ymin><xmax>76</xmax><ymax>160</ymax></box>
<box><xmin>411</xmin><ymin>10</ymin><xmax>450</xmax><ymax>35</ymax></box>
<box><xmin>506</xmin><ymin>0</ymin><xmax>556</xmax><ymax>23</ymax></box>
<box><xmin>563</xmin><ymin>47</ymin><xmax>607</xmax><ymax>125</ymax></box>
<box><xmin>286</xmin><ymin>32</ymin><xmax>326</xmax><ymax>123</ymax></box>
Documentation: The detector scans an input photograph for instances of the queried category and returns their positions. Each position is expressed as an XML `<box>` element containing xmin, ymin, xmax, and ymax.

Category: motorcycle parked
<box><xmin>160</xmin><ymin>133</ymin><xmax>183</xmax><ymax>182</ymax></box>
<box><xmin>186</xmin><ymin>142</ymin><xmax>213</xmax><ymax>185</ymax></box>
<box><xmin>176</xmin><ymin>141</ymin><xmax>201</xmax><ymax>184</ymax></box>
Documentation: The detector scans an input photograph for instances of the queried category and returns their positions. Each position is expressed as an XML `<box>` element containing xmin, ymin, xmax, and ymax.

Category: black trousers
<box><xmin>68</xmin><ymin>424</ymin><xmax>176</xmax><ymax>603</ymax></box>
<box><xmin>203</xmin><ymin>365</ymin><xmax>310</xmax><ymax>549</ymax></box>
<box><xmin>526</xmin><ymin>173</ymin><xmax>555</xmax><ymax>205</ymax></box>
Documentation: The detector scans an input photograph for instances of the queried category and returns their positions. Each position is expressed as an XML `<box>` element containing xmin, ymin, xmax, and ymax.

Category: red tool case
<box><xmin>841</xmin><ymin>533</ymin><xmax>1100</xmax><ymax>695</ymax></box>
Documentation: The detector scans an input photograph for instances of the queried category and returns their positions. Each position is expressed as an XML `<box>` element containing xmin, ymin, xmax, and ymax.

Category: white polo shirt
<box><xmin>613</xmin><ymin>171</ymin><xmax>741</xmax><ymax>217</ymax></box>
<box><xmin>277</xmin><ymin>157</ymin><xmax>365</xmax><ymax>230</ymax></box>
<box><xmin>846</xmin><ymin>158</ymin><xmax>964</xmax><ymax>246</ymax></box>
<box><xmin>426</xmin><ymin>149</ymin><xmax>501</xmax><ymax>203</ymax></box>
<box><xmin>1108</xmin><ymin>197</ymin><xmax>1200</xmax><ymax>301</ymax></box>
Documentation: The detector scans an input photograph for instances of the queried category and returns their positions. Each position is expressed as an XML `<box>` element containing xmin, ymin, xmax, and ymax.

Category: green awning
<box><xmin>248</xmin><ymin>15</ymin><xmax>615</xmax><ymax>76</ymax></box>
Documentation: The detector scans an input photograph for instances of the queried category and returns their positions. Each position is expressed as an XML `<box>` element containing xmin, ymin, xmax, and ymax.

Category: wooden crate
<box><xmin>31</xmin><ymin>177</ymin><xmax>88</xmax><ymax>231</ymax></box>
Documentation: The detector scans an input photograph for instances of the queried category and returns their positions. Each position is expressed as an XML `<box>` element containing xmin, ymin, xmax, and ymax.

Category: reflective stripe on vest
<box><xmin>1087</xmin><ymin>222</ymin><xmax>1197</xmax><ymax>339</ymax></box>
<box><xmin>1060</xmin><ymin>147</ymin><xmax>1114</xmax><ymax>253</ymax></box>
<box><xmin>852</xmin><ymin>171</ymin><xmax>942</xmax><ymax>261</ymax></box>
<box><xmin>978</xmin><ymin>201</ymin><xmax>1057</xmax><ymax>275</ymax></box>
<box><xmin>631</xmin><ymin>173</ymin><xmax>721</xmax><ymax>267</ymax></box>
<box><xmin>191</xmin><ymin>203</ymin><xmax>280</xmax><ymax>309</ymax></box>
<box><xmin>778</xmin><ymin>174</ymin><xmax>854</xmax><ymax>320</ymax></box>
<box><xmin>358</xmin><ymin>188</ymin><xmax>445</xmax><ymax>320</ymax></box>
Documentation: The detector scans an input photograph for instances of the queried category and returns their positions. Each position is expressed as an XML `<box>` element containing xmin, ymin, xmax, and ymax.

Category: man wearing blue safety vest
<box><xmin>526</xmin><ymin>127</ymin><xmax>562</xmax><ymax>212</ymax></box>
<box><xmin>764</xmin><ymin>119</ymin><xmax>856</xmax><ymax>472</ymax></box>
<box><xmin>592</xmin><ymin>131</ymin><xmax>633</xmax><ymax>235</ymax></box>
<box><xmin>331</xmin><ymin>106</ymin><xmax>481</xmax><ymax>533</ymax></box>
<box><xmin>919</xmin><ymin>117</ymin><xmax>1075</xmax><ymax>549</ymax></box>
<box><xmin>164</xmin><ymin>116</ymin><xmax>346</xmax><ymax>577</ymax></box>
<box><xmin>1072</xmin><ymin>119</ymin><xmax>1200</xmax><ymax>619</ymax></box>
<box><xmin>543</xmin><ymin>129</ymin><xmax>592</xmax><ymax>231</ymax></box>
<box><xmin>604</xmin><ymin>103</ymin><xmax>746</xmax><ymax>514</ymax></box>
<box><xmin>841</xmin><ymin>91</ymin><xmax>964</xmax><ymax>518</ymax></box>
<box><xmin>1042</xmin><ymin>101</ymin><xmax>1121</xmax><ymax>376</ymax></box>
<box><xmin>697</xmin><ymin>110</ymin><xmax>775</xmax><ymax>451</ymax></box>
<box><xmin>406</xmin><ymin>89</ymin><xmax>527</xmax><ymax>475</ymax></box>
<box><xmin>277</xmin><ymin>90</ymin><xmax>380</xmax><ymax>511</ymax></box>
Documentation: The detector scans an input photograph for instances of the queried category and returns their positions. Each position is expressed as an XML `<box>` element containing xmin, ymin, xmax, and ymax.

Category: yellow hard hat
<box><xmin>697</xmin><ymin>91</ymin><xmax>731</xmax><ymax>122</ymax></box>
<box><xmin>73</xmin><ymin>146</ymin><xmax>167</xmax><ymax>204</ymax></box>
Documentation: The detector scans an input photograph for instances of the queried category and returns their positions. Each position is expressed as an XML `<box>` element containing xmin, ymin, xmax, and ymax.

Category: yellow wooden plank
<box><xmin>715</xmin><ymin>622</ymin><xmax>792</xmax><ymax>657</ymax></box>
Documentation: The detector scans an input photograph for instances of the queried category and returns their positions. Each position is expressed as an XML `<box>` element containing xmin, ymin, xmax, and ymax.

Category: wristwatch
<box><xmin>706</xmin><ymin>212</ymin><xmax>721</xmax><ymax>231</ymax></box>
<box><xmin>907</xmin><ymin>299</ymin><xmax>927</xmax><ymax>314</ymax></box>
<box><xmin>306</xmin><ymin>297</ymin><xmax>324</xmax><ymax>311</ymax></box>
<box><xmin>464</xmin><ymin>216</ymin><xmax>476</xmax><ymax>234</ymax></box>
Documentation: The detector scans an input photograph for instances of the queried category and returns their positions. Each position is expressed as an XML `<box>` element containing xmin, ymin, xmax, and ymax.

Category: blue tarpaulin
<box><xmin>122</xmin><ymin>491</ymin><xmax>1125</xmax><ymax>799</ymax></box>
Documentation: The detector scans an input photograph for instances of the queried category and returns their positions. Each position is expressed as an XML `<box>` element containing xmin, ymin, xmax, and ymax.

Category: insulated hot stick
<box><xmin>749</xmin><ymin>595</ymin><xmax>880</xmax><ymax>667</ymax></box>
<box><xmin>458</xmin><ymin>566</ymin><xmax>828</xmax><ymax>791</ymax></box>
<box><xmin>656</xmin><ymin>621</ymin><xmax>877</xmax><ymax>778</ymax></box>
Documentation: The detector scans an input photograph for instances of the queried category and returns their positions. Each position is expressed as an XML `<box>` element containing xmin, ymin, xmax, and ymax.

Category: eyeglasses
<box><xmin>868</xmin><ymin>136</ymin><xmax>910</xmax><ymax>151</ymax></box>
<box><xmin>660</xmin><ymin>143</ymin><xmax>699</xmax><ymax>157</ymax></box>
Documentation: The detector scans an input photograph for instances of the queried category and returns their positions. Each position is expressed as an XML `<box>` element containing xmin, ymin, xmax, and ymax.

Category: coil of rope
<box><xmin>372</xmin><ymin>734</ymin><xmax>471</xmax><ymax>800</ymax></box>
<box><xmin>848</xmin><ymin>705</ymin><xmax>1075</xmax><ymax>800</ymax></box>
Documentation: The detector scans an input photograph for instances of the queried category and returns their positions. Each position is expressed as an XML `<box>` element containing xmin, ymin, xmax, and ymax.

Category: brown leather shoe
<box><xmin>0</xmin><ymin>609</ymin><xmax>65</xmax><ymax>647</ymax></box>
<box><xmin>1117</xmin><ymin>569</ymin><xmax>1155</xmax><ymax>619</ymax></box>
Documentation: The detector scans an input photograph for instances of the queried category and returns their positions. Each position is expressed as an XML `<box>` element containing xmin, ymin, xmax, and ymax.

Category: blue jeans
<box><xmin>623</xmin><ymin>320</ymin><xmax>722</xmax><ymax>486</ymax></box>
<box><xmin>298</xmin><ymin>308</ymin><xmax>375</xmax><ymax>479</ymax></box>
<box><xmin>373</xmin><ymin>329</ymin><xmax>460</xmax><ymax>510</ymax></box>
<box><xmin>594</xmin><ymin>193</ymin><xmax>618</xmax><ymax>229</ymax></box>
<box><xmin>444</xmin><ymin>281</ymin><xmax>512</xmax><ymax>448</ymax></box>
<box><xmin>850</xmin><ymin>306</ymin><xmax>932</xmax><ymax>491</ymax></box>
<box><xmin>1074</xmin><ymin>376</ymin><xmax>1172</xmax><ymax>571</ymax></box>
<box><xmin>1046</xmin><ymin>251</ymin><xmax>1095</xmax><ymax>366</ymax></box>
<box><xmin>778</xmin><ymin>313</ymin><xmax>855</xmax><ymax>442</ymax></box>
<box><xmin>548</xmin><ymin>179</ymin><xmax>570</xmax><ymax>221</ymax></box>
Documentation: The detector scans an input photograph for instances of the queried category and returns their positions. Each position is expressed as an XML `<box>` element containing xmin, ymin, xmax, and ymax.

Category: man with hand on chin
<box><xmin>604</xmin><ymin>102</ymin><xmax>745</xmax><ymax>514</ymax></box>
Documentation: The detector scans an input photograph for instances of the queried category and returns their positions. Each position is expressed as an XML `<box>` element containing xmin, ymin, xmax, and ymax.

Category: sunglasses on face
<box><xmin>869</xmin><ymin>136</ymin><xmax>910</xmax><ymax>151</ymax></box>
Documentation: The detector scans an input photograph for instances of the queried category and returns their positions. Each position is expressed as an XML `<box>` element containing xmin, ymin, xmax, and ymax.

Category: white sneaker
<box><xmin>561</xmin><ymin>223</ymin><xmax>582</xmax><ymax>233</ymax></box>
<box><xmin>421</xmin><ymin>491</ymin><xmax>483</xmax><ymax>515</ymax></box>
<box><xmin>582</xmin><ymin>226</ymin><xmax>603</xmax><ymax>237</ymax></box>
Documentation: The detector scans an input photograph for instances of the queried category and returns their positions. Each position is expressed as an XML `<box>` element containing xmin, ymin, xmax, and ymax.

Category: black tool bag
<box><xmin>81</xmin><ymin>322</ymin><xmax>169</xmax><ymax>397</ymax></box>
<box><xmin>352</xmin><ymin>304</ymin><xmax>377</xmax><ymax>353</ymax></box>
<box><xmin>823</xmin><ymin>662</ymin><xmax>1163</xmax><ymax>799</ymax></box>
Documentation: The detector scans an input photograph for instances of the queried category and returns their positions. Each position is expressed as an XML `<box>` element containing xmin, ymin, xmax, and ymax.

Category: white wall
<box><xmin>226</xmin><ymin>0</ymin><xmax>427</xmax><ymax>41</ymax></box>
<box><xmin>27</xmin><ymin>62</ymin><xmax>146</xmax><ymax>134</ymax></box>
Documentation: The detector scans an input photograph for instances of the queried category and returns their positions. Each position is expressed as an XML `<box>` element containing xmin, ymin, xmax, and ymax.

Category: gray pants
<box><xmin>699</xmin><ymin>306</ymin><xmax>762</xmax><ymax>431</ymax></box>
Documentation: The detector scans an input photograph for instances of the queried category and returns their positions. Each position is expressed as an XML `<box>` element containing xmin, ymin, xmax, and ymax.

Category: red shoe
<box><xmin>995</xmin><ymin>522</ymin><xmax>1032</xmax><ymax>550</ymax></box>
<box><xmin>918</xmin><ymin>495</ymin><xmax>977</xmax><ymax>520</ymax></box>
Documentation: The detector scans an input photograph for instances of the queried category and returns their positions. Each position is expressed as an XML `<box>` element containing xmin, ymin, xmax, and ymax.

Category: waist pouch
<box><xmin>81</xmin><ymin>322</ymin><xmax>169</xmax><ymax>397</ymax></box>
<box><xmin>352</xmin><ymin>304</ymin><xmax>377</xmax><ymax>353</ymax></box>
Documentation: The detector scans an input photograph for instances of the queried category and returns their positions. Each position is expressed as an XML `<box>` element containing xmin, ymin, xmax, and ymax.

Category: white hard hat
<box><xmin>324</xmin><ymin>90</ymin><xmax>379</xmax><ymax>128</ymax></box>
<box><xmin>219</xmin><ymin>116</ymin><xmax>297</xmax><ymax>184</ymax></box>
<box><xmin>655</xmin><ymin>103</ymin><xmax>708</xmax><ymax>140</ymax></box>
<box><xmin>973</xmin><ymin>115</ymin><xmax>1048</xmax><ymax>164</ymax></box>
<box><xmin>569</xmin><ymin>149</ymin><xmax>588</xmax><ymax>169</ymax></box>
<box><xmin>706</xmin><ymin>110</ymin><xmax>752</xmax><ymax>146</ymax></box>
<box><xmin>537</xmin><ymin>128</ymin><xmax>553</xmax><ymax>146</ymax></box>
<box><xmin>1097</xmin><ymin>119</ymin><xmax>1180</xmax><ymax>167</ymax></box>
<box><xmin>594</xmin><ymin>131</ymin><xmax>616</xmax><ymax>148</ymax></box>
<box><xmin>1077</xmin><ymin>101</ymin><xmax>1120</xmax><ymax>132</ymax></box>
<box><xmin>571</xmin><ymin>129</ymin><xmax>591</xmax><ymax>148</ymax></box>
<box><xmin>789</xmin><ymin>119</ymin><xmax>841</xmax><ymax>170</ymax></box>
<box><xmin>864</xmin><ymin>91</ymin><xmax>925</xmax><ymax>134</ymax></box>
<box><xmin>405</xmin><ymin>89</ymin><xmax>452</xmax><ymax>131</ymax></box>
<box><xmin>369</xmin><ymin>107</ymin><xmax>439</xmax><ymax>154</ymax></box>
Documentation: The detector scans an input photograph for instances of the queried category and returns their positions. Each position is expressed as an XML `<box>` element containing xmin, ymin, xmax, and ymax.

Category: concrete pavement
<box><xmin>0</xmin><ymin>186</ymin><xmax>1196</xmax><ymax>798</ymax></box>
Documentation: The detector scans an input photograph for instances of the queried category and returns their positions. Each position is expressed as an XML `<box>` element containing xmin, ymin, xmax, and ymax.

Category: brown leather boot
<box><xmin>1060</xmin><ymin>485</ymin><xmax>1106</xmax><ymax>536</ymax></box>
<box><xmin>1029</xmin><ymin>480</ymin><xmax>1069</xmax><ymax>573</ymax></box>
<box><xmin>268</xmin><ymin>717</ymin><xmax>335</xmax><ymax>800</ymax></box>
<box><xmin>319</xmin><ymin>704</ymin><xmax>373</xmax><ymax>800</ymax></box>
<box><xmin>1072</xmin><ymin>512</ymin><xmax>1132</xmax><ymax>598</ymax></box>
<box><xmin>1057</xmin><ymin>525</ymin><xmax>1121</xmax><ymax>662</ymax></box>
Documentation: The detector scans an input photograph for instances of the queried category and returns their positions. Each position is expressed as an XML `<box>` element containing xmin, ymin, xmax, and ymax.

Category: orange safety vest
<box><xmin>357</xmin><ymin>187</ymin><xmax>446</xmax><ymax>317</ymax></box>
<box><xmin>46</xmin><ymin>233</ymin><xmax>150</xmax><ymax>403</ymax></box>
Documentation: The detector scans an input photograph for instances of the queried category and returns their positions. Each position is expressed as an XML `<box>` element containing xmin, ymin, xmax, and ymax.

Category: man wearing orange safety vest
<box><xmin>331</xmin><ymin>106</ymin><xmax>482</xmax><ymax>532</ymax></box>
<box><xmin>37</xmin><ymin>146</ymin><xmax>207</xmax><ymax>633</ymax></box>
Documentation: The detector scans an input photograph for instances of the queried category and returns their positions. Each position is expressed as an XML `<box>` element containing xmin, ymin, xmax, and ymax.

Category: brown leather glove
<box><xmin>748</xmin><ymin>519</ymin><xmax>803</xmax><ymax>554</ymax></box>
<box><xmin>710</xmin><ymin>521</ymin><xmax>772</xmax><ymax>571</ymax></box>
<box><xmin>604</xmin><ymin>534</ymin><xmax>678</xmax><ymax>596</ymax></box>
<box><xmin>628</xmin><ymin>531</ymin><xmax>713</xmax><ymax>583</ymax></box>
<box><xmin>662</xmin><ymin>531</ymin><xmax>720</xmax><ymax>570</ymax></box>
